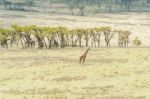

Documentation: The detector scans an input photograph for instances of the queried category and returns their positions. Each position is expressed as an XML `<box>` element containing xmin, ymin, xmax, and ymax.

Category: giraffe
<box><xmin>80</xmin><ymin>48</ymin><xmax>91</xmax><ymax>63</ymax></box>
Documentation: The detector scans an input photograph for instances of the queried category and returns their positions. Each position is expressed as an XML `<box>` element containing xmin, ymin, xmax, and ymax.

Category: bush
<box><xmin>133</xmin><ymin>37</ymin><xmax>142</xmax><ymax>47</ymax></box>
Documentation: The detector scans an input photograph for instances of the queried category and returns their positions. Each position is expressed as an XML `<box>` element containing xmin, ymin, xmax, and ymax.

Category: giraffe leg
<box><xmin>83</xmin><ymin>56</ymin><xmax>86</xmax><ymax>63</ymax></box>
<box><xmin>80</xmin><ymin>56</ymin><xmax>83</xmax><ymax>63</ymax></box>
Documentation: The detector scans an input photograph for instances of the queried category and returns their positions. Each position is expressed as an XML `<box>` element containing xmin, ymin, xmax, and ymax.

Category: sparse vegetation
<box><xmin>0</xmin><ymin>48</ymin><xmax>149</xmax><ymax>99</ymax></box>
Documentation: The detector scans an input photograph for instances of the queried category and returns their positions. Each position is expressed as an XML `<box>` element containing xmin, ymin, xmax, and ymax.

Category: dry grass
<box><xmin>0</xmin><ymin>48</ymin><xmax>149</xmax><ymax>99</ymax></box>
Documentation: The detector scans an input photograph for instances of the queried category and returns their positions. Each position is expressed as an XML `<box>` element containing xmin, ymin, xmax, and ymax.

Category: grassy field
<box><xmin>0</xmin><ymin>9</ymin><xmax>150</xmax><ymax>99</ymax></box>
<box><xmin>0</xmin><ymin>48</ymin><xmax>149</xmax><ymax>99</ymax></box>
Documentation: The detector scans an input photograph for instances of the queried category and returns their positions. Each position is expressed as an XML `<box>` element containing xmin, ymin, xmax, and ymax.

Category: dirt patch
<box><xmin>52</xmin><ymin>76</ymin><xmax>87</xmax><ymax>82</ymax></box>
<box><xmin>76</xmin><ymin>95</ymin><xmax>132</xmax><ymax>99</ymax></box>
<box><xmin>1</xmin><ymin>88</ymin><xmax>70</xmax><ymax>95</ymax></box>
<box><xmin>0</xmin><ymin>14</ymin><xmax>26</xmax><ymax>18</ymax></box>
<box><xmin>99</xmin><ymin>96</ymin><xmax>134</xmax><ymax>99</ymax></box>
<box><xmin>86</xmin><ymin>59</ymin><xmax>128</xmax><ymax>63</ymax></box>
<box><xmin>82</xmin><ymin>85</ymin><xmax>114</xmax><ymax>90</ymax></box>
<box><xmin>81</xmin><ymin>85</ymin><xmax>114</xmax><ymax>94</ymax></box>
<box><xmin>0</xmin><ymin>56</ymin><xmax>64</xmax><ymax>61</ymax></box>
<box><xmin>42</xmin><ymin>17</ymin><xmax>77</xmax><ymax>22</ymax></box>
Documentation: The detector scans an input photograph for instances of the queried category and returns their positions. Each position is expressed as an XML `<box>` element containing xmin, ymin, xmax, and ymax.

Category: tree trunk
<box><xmin>61</xmin><ymin>34</ymin><xmax>64</xmax><ymax>48</ymax></box>
<box><xmin>36</xmin><ymin>35</ymin><xmax>44</xmax><ymax>49</ymax></box>
<box><xmin>71</xmin><ymin>35</ymin><xmax>74</xmax><ymax>47</ymax></box>
<box><xmin>85</xmin><ymin>40</ymin><xmax>88</xmax><ymax>47</ymax></box>
<box><xmin>79</xmin><ymin>38</ymin><xmax>81</xmax><ymax>47</ymax></box>
<box><xmin>98</xmin><ymin>40</ymin><xmax>100</xmax><ymax>47</ymax></box>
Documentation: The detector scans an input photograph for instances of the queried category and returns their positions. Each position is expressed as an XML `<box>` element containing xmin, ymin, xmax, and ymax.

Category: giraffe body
<box><xmin>80</xmin><ymin>48</ymin><xmax>90</xmax><ymax>63</ymax></box>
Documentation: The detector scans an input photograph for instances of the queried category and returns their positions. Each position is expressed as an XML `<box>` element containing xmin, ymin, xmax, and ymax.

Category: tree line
<box><xmin>65</xmin><ymin>0</ymin><xmax>150</xmax><ymax>15</ymax></box>
<box><xmin>0</xmin><ymin>25</ymin><xmax>142</xmax><ymax>49</ymax></box>
<box><xmin>1</xmin><ymin>0</ymin><xmax>150</xmax><ymax>14</ymax></box>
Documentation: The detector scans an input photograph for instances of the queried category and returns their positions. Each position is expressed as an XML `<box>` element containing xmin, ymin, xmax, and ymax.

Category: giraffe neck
<box><xmin>84</xmin><ymin>49</ymin><xmax>89</xmax><ymax>55</ymax></box>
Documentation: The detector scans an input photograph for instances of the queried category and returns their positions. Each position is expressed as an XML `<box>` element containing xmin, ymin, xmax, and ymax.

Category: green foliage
<box><xmin>11</xmin><ymin>24</ymin><xmax>24</xmax><ymax>33</ymax></box>
<box><xmin>133</xmin><ymin>37</ymin><xmax>142</xmax><ymax>47</ymax></box>
<box><xmin>0</xmin><ymin>27</ymin><xmax>9</xmax><ymax>41</ymax></box>
<box><xmin>57</xmin><ymin>26</ymin><xmax>68</xmax><ymax>34</ymax></box>
<box><xmin>100</xmin><ymin>26</ymin><xmax>111</xmax><ymax>33</ymax></box>
<box><xmin>0</xmin><ymin>24</ymin><xmax>135</xmax><ymax>49</ymax></box>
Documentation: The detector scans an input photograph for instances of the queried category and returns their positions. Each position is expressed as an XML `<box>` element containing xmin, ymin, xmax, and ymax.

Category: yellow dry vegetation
<box><xmin>0</xmin><ymin>48</ymin><xmax>149</xmax><ymax>99</ymax></box>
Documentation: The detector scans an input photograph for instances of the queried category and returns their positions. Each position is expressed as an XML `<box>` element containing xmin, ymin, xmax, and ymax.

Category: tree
<box><xmin>123</xmin><ymin>30</ymin><xmax>131</xmax><ymax>47</ymax></box>
<box><xmin>133</xmin><ymin>37</ymin><xmax>141</xmax><ymax>47</ymax></box>
<box><xmin>76</xmin><ymin>0</ymin><xmax>87</xmax><ymax>16</ymax></box>
<box><xmin>30</xmin><ymin>26</ymin><xmax>45</xmax><ymax>49</ymax></box>
<box><xmin>122</xmin><ymin>0</ymin><xmax>133</xmax><ymax>11</ymax></box>
<box><xmin>69</xmin><ymin>6</ymin><xmax>75</xmax><ymax>15</ymax></box>
<box><xmin>69</xmin><ymin>29</ymin><xmax>76</xmax><ymax>47</ymax></box>
<box><xmin>115</xmin><ymin>30</ymin><xmax>131</xmax><ymax>47</ymax></box>
<box><xmin>0</xmin><ymin>24</ymin><xmax>135</xmax><ymax>49</ymax></box>
<box><xmin>75</xmin><ymin>28</ymin><xmax>84</xmax><ymax>47</ymax></box>
<box><xmin>11</xmin><ymin>24</ymin><xmax>26</xmax><ymax>48</ymax></box>
<box><xmin>83</xmin><ymin>29</ymin><xmax>90</xmax><ymax>47</ymax></box>
<box><xmin>42</xmin><ymin>27</ymin><xmax>53</xmax><ymax>48</ymax></box>
<box><xmin>89</xmin><ymin>28</ymin><xmax>96</xmax><ymax>47</ymax></box>
<box><xmin>56</xmin><ymin>26</ymin><xmax>68</xmax><ymax>48</ymax></box>
<box><xmin>79</xmin><ymin>6</ymin><xmax>86</xmax><ymax>16</ymax></box>
<box><xmin>115</xmin><ymin>30</ymin><xmax>124</xmax><ymax>47</ymax></box>
<box><xmin>102</xmin><ymin>27</ymin><xmax>114</xmax><ymax>47</ymax></box>
<box><xmin>97</xmin><ymin>0</ymin><xmax>102</xmax><ymax>12</ymax></box>
<box><xmin>0</xmin><ymin>27</ymin><xmax>10</xmax><ymax>48</ymax></box>
<box><xmin>94</xmin><ymin>27</ymin><xmax>102</xmax><ymax>47</ymax></box>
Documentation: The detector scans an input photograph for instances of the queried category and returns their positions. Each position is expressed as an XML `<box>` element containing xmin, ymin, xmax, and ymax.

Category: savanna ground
<box><xmin>0</xmin><ymin>48</ymin><xmax>150</xmax><ymax>99</ymax></box>
<box><xmin>0</xmin><ymin>9</ymin><xmax>150</xmax><ymax>99</ymax></box>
